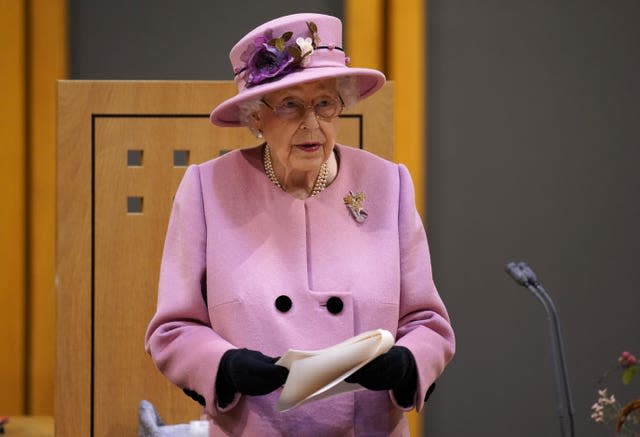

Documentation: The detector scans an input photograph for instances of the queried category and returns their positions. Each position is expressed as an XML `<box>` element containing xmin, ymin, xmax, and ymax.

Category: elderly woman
<box><xmin>145</xmin><ymin>13</ymin><xmax>454</xmax><ymax>436</ymax></box>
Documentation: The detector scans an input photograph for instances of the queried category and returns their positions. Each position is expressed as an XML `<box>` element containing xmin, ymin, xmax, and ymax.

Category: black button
<box><xmin>275</xmin><ymin>295</ymin><xmax>292</xmax><ymax>312</ymax></box>
<box><xmin>326</xmin><ymin>296</ymin><xmax>343</xmax><ymax>314</ymax></box>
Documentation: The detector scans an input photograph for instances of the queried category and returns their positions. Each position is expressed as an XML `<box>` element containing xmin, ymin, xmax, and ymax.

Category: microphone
<box><xmin>505</xmin><ymin>261</ymin><xmax>575</xmax><ymax>437</ymax></box>
<box><xmin>505</xmin><ymin>261</ymin><xmax>529</xmax><ymax>286</ymax></box>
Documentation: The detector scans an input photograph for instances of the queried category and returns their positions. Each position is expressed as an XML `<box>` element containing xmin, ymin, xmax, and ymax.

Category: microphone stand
<box><xmin>505</xmin><ymin>262</ymin><xmax>575</xmax><ymax>437</ymax></box>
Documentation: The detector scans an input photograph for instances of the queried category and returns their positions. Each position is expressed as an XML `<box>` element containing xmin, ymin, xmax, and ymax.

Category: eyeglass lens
<box><xmin>273</xmin><ymin>97</ymin><xmax>342</xmax><ymax>120</ymax></box>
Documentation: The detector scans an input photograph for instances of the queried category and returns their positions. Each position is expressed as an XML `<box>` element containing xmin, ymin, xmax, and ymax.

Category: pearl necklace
<box><xmin>263</xmin><ymin>144</ymin><xmax>328</xmax><ymax>196</ymax></box>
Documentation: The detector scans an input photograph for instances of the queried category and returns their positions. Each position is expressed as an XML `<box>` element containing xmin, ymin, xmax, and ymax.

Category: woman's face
<box><xmin>256</xmin><ymin>79</ymin><xmax>340</xmax><ymax>174</ymax></box>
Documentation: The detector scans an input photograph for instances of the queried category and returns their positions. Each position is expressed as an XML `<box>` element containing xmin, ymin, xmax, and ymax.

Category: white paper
<box><xmin>275</xmin><ymin>329</ymin><xmax>394</xmax><ymax>411</ymax></box>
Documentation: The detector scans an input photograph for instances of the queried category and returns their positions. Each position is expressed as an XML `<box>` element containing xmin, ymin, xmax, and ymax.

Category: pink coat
<box><xmin>145</xmin><ymin>144</ymin><xmax>455</xmax><ymax>436</ymax></box>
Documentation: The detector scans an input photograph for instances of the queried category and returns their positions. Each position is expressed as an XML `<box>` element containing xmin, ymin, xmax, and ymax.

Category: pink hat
<box><xmin>210</xmin><ymin>13</ymin><xmax>386</xmax><ymax>127</ymax></box>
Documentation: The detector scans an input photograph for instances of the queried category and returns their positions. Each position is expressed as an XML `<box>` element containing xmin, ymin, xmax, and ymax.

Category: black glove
<box><xmin>345</xmin><ymin>346</ymin><xmax>417</xmax><ymax>408</ymax></box>
<box><xmin>215</xmin><ymin>348</ymin><xmax>289</xmax><ymax>408</ymax></box>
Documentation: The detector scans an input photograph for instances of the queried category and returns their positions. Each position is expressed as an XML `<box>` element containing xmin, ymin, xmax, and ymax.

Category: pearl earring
<box><xmin>256</xmin><ymin>130</ymin><xmax>263</xmax><ymax>138</ymax></box>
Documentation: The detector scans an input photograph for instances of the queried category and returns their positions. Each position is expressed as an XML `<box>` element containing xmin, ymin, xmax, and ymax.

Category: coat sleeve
<box><xmin>391</xmin><ymin>164</ymin><xmax>456</xmax><ymax>412</ymax></box>
<box><xmin>144</xmin><ymin>164</ymin><xmax>239</xmax><ymax>416</ymax></box>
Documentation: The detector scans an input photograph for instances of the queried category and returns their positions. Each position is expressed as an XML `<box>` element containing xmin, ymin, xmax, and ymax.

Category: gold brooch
<box><xmin>343</xmin><ymin>191</ymin><xmax>368</xmax><ymax>223</ymax></box>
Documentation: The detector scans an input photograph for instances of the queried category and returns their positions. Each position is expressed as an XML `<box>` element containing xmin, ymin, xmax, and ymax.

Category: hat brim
<box><xmin>209</xmin><ymin>67</ymin><xmax>386</xmax><ymax>127</ymax></box>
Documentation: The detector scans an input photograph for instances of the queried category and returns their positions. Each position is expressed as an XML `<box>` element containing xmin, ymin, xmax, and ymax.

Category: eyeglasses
<box><xmin>261</xmin><ymin>95</ymin><xmax>344</xmax><ymax>121</ymax></box>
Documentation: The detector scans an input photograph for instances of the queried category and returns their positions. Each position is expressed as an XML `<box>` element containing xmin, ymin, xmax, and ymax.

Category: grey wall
<box><xmin>426</xmin><ymin>1</ymin><xmax>640</xmax><ymax>436</ymax></box>
<box><xmin>70</xmin><ymin>0</ymin><xmax>342</xmax><ymax>79</ymax></box>
<box><xmin>70</xmin><ymin>1</ymin><xmax>640</xmax><ymax>436</ymax></box>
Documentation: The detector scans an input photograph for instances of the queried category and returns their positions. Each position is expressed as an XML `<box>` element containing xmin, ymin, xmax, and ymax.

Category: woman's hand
<box><xmin>215</xmin><ymin>348</ymin><xmax>289</xmax><ymax>408</ymax></box>
<box><xmin>345</xmin><ymin>346</ymin><xmax>418</xmax><ymax>408</ymax></box>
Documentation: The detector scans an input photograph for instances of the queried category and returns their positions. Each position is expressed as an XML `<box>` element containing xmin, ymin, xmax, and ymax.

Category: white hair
<box><xmin>336</xmin><ymin>75</ymin><xmax>360</xmax><ymax>107</ymax></box>
<box><xmin>236</xmin><ymin>76</ymin><xmax>361</xmax><ymax>129</ymax></box>
<box><xmin>237</xmin><ymin>98</ymin><xmax>263</xmax><ymax>133</ymax></box>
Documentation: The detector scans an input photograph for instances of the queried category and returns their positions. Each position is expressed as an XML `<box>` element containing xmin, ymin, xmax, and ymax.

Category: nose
<box><xmin>299</xmin><ymin>106</ymin><xmax>320</xmax><ymax>130</ymax></box>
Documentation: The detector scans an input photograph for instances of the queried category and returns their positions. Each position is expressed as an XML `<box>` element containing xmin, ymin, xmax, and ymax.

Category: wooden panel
<box><xmin>0</xmin><ymin>0</ymin><xmax>26</xmax><ymax>415</ymax></box>
<box><xmin>346</xmin><ymin>82</ymin><xmax>394</xmax><ymax>159</ymax></box>
<box><xmin>28</xmin><ymin>0</ymin><xmax>67</xmax><ymax>414</ymax></box>
<box><xmin>388</xmin><ymin>2</ymin><xmax>427</xmax><ymax>432</ymax></box>
<box><xmin>389</xmin><ymin>0</ymin><xmax>426</xmax><ymax>215</ymax></box>
<box><xmin>2</xmin><ymin>416</ymin><xmax>54</xmax><ymax>437</ymax></box>
<box><xmin>345</xmin><ymin>0</ymin><xmax>385</xmax><ymax>71</ymax></box>
<box><xmin>56</xmin><ymin>81</ymin><xmax>93</xmax><ymax>437</ymax></box>
<box><xmin>93</xmin><ymin>117</ymin><xmax>259</xmax><ymax>435</ymax></box>
<box><xmin>57</xmin><ymin>81</ymin><xmax>393</xmax><ymax>436</ymax></box>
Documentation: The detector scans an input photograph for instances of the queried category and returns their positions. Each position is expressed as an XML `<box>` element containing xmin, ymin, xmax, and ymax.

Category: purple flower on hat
<box><xmin>240</xmin><ymin>22</ymin><xmax>320</xmax><ymax>88</ymax></box>
<box><xmin>245</xmin><ymin>43</ymin><xmax>296</xmax><ymax>87</ymax></box>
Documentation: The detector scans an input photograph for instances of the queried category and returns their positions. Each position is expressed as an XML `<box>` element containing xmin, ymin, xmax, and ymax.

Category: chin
<box><xmin>293</xmin><ymin>160</ymin><xmax>322</xmax><ymax>171</ymax></box>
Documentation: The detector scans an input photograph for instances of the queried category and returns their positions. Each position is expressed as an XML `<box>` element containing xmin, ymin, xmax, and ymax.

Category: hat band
<box><xmin>233</xmin><ymin>46</ymin><xmax>345</xmax><ymax>78</ymax></box>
